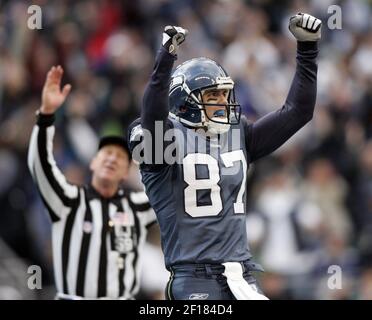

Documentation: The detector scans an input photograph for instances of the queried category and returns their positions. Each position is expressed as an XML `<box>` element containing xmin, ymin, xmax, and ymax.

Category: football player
<box><xmin>128</xmin><ymin>13</ymin><xmax>321</xmax><ymax>300</ymax></box>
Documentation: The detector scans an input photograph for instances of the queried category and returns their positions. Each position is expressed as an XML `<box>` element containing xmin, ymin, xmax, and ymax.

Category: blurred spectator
<box><xmin>246</xmin><ymin>159</ymin><xmax>323</xmax><ymax>299</ymax></box>
<box><xmin>301</xmin><ymin>157</ymin><xmax>353</xmax><ymax>243</ymax></box>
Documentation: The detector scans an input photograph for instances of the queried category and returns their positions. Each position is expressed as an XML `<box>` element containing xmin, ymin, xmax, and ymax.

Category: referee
<box><xmin>27</xmin><ymin>65</ymin><xmax>157</xmax><ymax>299</ymax></box>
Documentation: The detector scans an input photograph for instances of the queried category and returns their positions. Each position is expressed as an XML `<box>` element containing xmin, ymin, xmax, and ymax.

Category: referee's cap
<box><xmin>98</xmin><ymin>135</ymin><xmax>131</xmax><ymax>159</ymax></box>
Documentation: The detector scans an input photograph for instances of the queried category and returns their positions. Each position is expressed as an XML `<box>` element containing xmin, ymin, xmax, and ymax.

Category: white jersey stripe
<box><xmin>129</xmin><ymin>191</ymin><xmax>150</xmax><ymax>205</ymax></box>
<box><xmin>66</xmin><ymin>190</ymin><xmax>85</xmax><ymax>295</ymax></box>
<box><xmin>45</xmin><ymin>126</ymin><xmax>79</xmax><ymax>199</ymax></box>
<box><xmin>84</xmin><ymin>199</ymin><xmax>102</xmax><ymax>298</ymax></box>
<box><xmin>33</xmin><ymin>137</ymin><xmax>68</xmax><ymax>218</ymax></box>
<box><xmin>51</xmin><ymin>218</ymin><xmax>68</xmax><ymax>293</ymax></box>
<box><xmin>131</xmin><ymin>213</ymin><xmax>149</xmax><ymax>295</ymax></box>
<box><xmin>123</xmin><ymin>252</ymin><xmax>135</xmax><ymax>298</ymax></box>
<box><xmin>106</xmin><ymin>203</ymin><xmax>120</xmax><ymax>298</ymax></box>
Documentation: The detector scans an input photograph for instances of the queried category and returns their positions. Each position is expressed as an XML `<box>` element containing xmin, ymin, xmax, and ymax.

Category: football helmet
<box><xmin>169</xmin><ymin>57</ymin><xmax>241</xmax><ymax>134</ymax></box>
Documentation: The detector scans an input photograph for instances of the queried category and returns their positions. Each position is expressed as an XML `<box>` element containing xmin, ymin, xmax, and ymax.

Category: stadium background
<box><xmin>0</xmin><ymin>0</ymin><xmax>372</xmax><ymax>299</ymax></box>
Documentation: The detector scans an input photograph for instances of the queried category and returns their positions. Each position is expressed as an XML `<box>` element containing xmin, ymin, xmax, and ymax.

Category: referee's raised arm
<box><xmin>27</xmin><ymin>66</ymin><xmax>78</xmax><ymax>222</ymax></box>
<box><xmin>27</xmin><ymin>66</ymin><xmax>159</xmax><ymax>299</ymax></box>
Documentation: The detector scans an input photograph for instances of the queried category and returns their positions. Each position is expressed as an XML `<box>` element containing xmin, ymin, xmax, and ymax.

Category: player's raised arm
<box><xmin>141</xmin><ymin>26</ymin><xmax>188</xmax><ymax>132</ymax></box>
<box><xmin>246</xmin><ymin>13</ymin><xmax>321</xmax><ymax>162</ymax></box>
<box><xmin>28</xmin><ymin>66</ymin><xmax>78</xmax><ymax>221</ymax></box>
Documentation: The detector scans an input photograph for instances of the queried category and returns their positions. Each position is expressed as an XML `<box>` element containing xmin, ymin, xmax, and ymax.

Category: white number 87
<box><xmin>183</xmin><ymin>150</ymin><xmax>247</xmax><ymax>218</ymax></box>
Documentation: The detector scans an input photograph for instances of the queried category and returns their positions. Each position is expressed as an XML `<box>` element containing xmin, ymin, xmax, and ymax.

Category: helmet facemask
<box><xmin>190</xmin><ymin>77</ymin><xmax>241</xmax><ymax>134</ymax></box>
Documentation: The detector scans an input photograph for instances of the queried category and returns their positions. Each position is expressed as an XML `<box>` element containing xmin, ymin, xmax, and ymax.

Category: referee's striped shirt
<box><xmin>27</xmin><ymin>113</ymin><xmax>157</xmax><ymax>299</ymax></box>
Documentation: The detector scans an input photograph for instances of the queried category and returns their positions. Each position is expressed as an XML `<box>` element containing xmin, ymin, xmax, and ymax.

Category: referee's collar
<box><xmin>86</xmin><ymin>184</ymin><xmax>125</xmax><ymax>200</ymax></box>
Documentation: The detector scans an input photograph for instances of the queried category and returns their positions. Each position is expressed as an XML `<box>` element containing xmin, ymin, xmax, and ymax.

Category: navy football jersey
<box><xmin>129</xmin><ymin>41</ymin><xmax>318</xmax><ymax>269</ymax></box>
<box><xmin>129</xmin><ymin>117</ymin><xmax>253</xmax><ymax>267</ymax></box>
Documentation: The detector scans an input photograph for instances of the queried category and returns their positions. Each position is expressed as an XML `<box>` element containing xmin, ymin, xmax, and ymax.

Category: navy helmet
<box><xmin>168</xmin><ymin>57</ymin><xmax>241</xmax><ymax>134</ymax></box>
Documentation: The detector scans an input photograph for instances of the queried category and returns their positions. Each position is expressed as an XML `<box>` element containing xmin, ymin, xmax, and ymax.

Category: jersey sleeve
<box><xmin>27</xmin><ymin>113</ymin><xmax>79</xmax><ymax>222</ymax></box>
<box><xmin>129</xmin><ymin>191</ymin><xmax>157</xmax><ymax>228</ymax></box>
<box><xmin>141</xmin><ymin>47</ymin><xmax>177</xmax><ymax>131</ymax></box>
<box><xmin>134</xmin><ymin>47</ymin><xmax>178</xmax><ymax>171</ymax></box>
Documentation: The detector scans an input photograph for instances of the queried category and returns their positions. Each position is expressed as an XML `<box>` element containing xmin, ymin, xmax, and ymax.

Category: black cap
<box><xmin>98</xmin><ymin>135</ymin><xmax>131</xmax><ymax>159</ymax></box>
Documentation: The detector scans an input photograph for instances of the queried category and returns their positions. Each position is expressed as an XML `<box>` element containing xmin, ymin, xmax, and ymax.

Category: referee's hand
<box><xmin>40</xmin><ymin>65</ymin><xmax>72</xmax><ymax>115</ymax></box>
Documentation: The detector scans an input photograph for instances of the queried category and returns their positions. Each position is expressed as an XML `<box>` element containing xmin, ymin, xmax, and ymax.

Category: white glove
<box><xmin>289</xmin><ymin>13</ymin><xmax>321</xmax><ymax>42</ymax></box>
<box><xmin>162</xmin><ymin>25</ymin><xmax>188</xmax><ymax>55</ymax></box>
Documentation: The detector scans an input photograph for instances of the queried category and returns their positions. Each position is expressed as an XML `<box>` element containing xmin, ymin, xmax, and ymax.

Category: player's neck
<box><xmin>192</xmin><ymin>127</ymin><xmax>220</xmax><ymax>142</ymax></box>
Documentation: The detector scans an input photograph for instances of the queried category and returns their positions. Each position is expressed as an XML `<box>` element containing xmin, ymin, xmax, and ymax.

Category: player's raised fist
<box><xmin>162</xmin><ymin>25</ymin><xmax>188</xmax><ymax>55</ymax></box>
<box><xmin>289</xmin><ymin>13</ymin><xmax>321</xmax><ymax>42</ymax></box>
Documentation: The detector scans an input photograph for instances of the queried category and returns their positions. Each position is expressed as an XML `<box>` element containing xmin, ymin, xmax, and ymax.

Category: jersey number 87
<box><xmin>183</xmin><ymin>151</ymin><xmax>247</xmax><ymax>218</ymax></box>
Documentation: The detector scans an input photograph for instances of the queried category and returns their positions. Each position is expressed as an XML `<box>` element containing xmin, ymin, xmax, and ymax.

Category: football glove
<box><xmin>162</xmin><ymin>25</ymin><xmax>188</xmax><ymax>55</ymax></box>
<box><xmin>289</xmin><ymin>13</ymin><xmax>321</xmax><ymax>42</ymax></box>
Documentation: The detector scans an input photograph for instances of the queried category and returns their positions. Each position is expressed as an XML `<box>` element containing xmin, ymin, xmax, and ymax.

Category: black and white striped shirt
<box><xmin>27</xmin><ymin>114</ymin><xmax>156</xmax><ymax>299</ymax></box>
